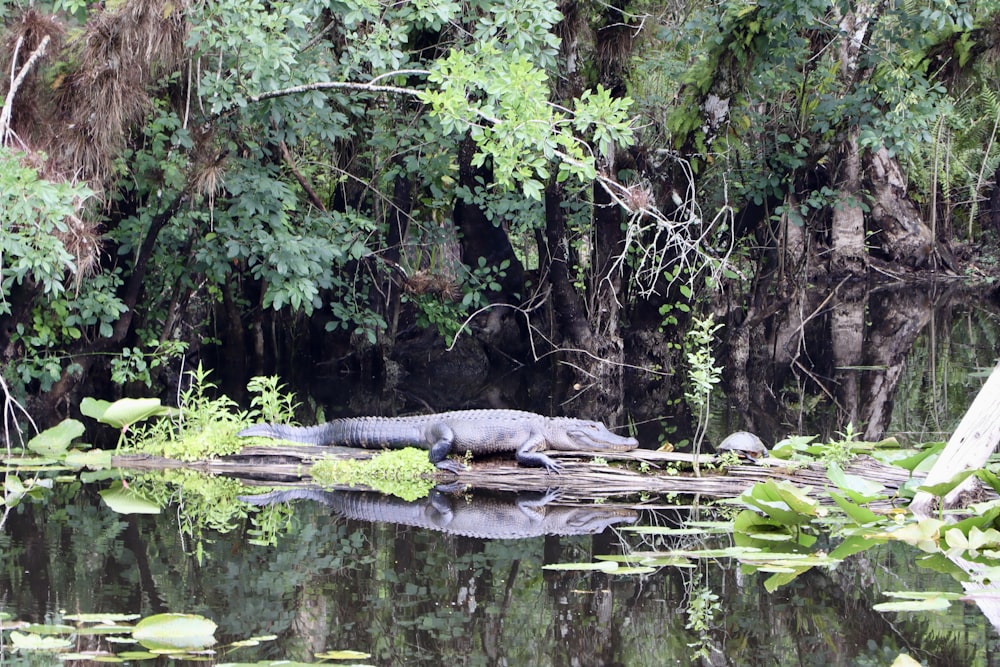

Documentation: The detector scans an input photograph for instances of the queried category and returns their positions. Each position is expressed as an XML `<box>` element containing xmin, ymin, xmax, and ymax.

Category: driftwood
<box><xmin>910</xmin><ymin>360</ymin><xmax>1000</xmax><ymax>514</ymax></box>
<box><xmin>113</xmin><ymin>446</ymin><xmax>915</xmax><ymax>504</ymax></box>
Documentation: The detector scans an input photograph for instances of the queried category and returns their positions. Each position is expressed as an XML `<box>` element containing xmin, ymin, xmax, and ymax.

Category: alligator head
<box><xmin>548</xmin><ymin>418</ymin><xmax>639</xmax><ymax>452</ymax></box>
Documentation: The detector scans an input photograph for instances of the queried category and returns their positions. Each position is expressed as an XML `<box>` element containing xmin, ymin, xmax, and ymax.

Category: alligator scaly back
<box><xmin>238</xmin><ymin>409</ymin><xmax>638</xmax><ymax>471</ymax></box>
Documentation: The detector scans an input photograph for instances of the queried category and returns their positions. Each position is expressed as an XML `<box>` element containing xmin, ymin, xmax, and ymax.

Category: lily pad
<box><xmin>99</xmin><ymin>482</ymin><xmax>161</xmax><ymax>515</ymax></box>
<box><xmin>27</xmin><ymin>419</ymin><xmax>85</xmax><ymax>457</ymax></box>
<box><xmin>9</xmin><ymin>631</ymin><xmax>74</xmax><ymax>651</ymax></box>
<box><xmin>81</xmin><ymin>397</ymin><xmax>176</xmax><ymax>429</ymax></box>
<box><xmin>132</xmin><ymin>613</ymin><xmax>217</xmax><ymax>651</ymax></box>
<box><xmin>315</xmin><ymin>649</ymin><xmax>372</xmax><ymax>660</ymax></box>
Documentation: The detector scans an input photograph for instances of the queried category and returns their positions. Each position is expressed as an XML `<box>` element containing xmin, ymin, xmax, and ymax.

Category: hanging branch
<box><xmin>0</xmin><ymin>35</ymin><xmax>51</xmax><ymax>146</ymax></box>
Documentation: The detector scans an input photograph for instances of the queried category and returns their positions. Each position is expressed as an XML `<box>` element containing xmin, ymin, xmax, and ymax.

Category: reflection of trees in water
<box><xmin>2</xmin><ymin>496</ymin><xmax>994</xmax><ymax>665</ymax></box>
<box><xmin>717</xmin><ymin>282</ymin><xmax>997</xmax><ymax>444</ymax></box>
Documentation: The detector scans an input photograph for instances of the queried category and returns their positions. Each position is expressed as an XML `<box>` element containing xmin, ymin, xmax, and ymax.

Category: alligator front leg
<box><xmin>517</xmin><ymin>430</ymin><xmax>561</xmax><ymax>472</ymax></box>
<box><xmin>426</xmin><ymin>422</ymin><xmax>464</xmax><ymax>473</ymax></box>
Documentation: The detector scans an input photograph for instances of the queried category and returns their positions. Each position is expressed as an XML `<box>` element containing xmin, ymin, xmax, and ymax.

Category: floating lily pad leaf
<box><xmin>63</xmin><ymin>612</ymin><xmax>142</xmax><ymax>623</ymax></box>
<box><xmin>827</xmin><ymin>463</ymin><xmax>885</xmax><ymax>502</ymax></box>
<box><xmin>9</xmin><ymin>631</ymin><xmax>74</xmax><ymax>651</ymax></box>
<box><xmin>65</xmin><ymin>449</ymin><xmax>113</xmax><ymax>470</ymax></box>
<box><xmin>4</xmin><ymin>458</ymin><xmax>63</xmax><ymax>468</ymax></box>
<box><xmin>100</xmin><ymin>482</ymin><xmax>161</xmax><ymax>515</ymax></box>
<box><xmin>132</xmin><ymin>614</ymin><xmax>216</xmax><ymax>651</ymax></box>
<box><xmin>24</xmin><ymin>624</ymin><xmax>77</xmax><ymax>635</ymax></box>
<box><xmin>873</xmin><ymin>598</ymin><xmax>953</xmax><ymax>612</ymax></box>
<box><xmin>59</xmin><ymin>651</ymin><xmax>122</xmax><ymax>662</ymax></box>
<box><xmin>226</xmin><ymin>635</ymin><xmax>279</xmax><ymax>648</ymax></box>
<box><xmin>315</xmin><ymin>650</ymin><xmax>372</xmax><ymax>660</ymax></box>
<box><xmin>115</xmin><ymin>651</ymin><xmax>158</xmax><ymax>660</ymax></box>
<box><xmin>81</xmin><ymin>397</ymin><xmax>176</xmax><ymax>429</ymax></box>
<box><xmin>27</xmin><ymin>419</ymin><xmax>85</xmax><ymax>456</ymax></box>
<box><xmin>829</xmin><ymin>491</ymin><xmax>879</xmax><ymax>526</ymax></box>
<box><xmin>542</xmin><ymin>561</ymin><xmax>619</xmax><ymax>572</ymax></box>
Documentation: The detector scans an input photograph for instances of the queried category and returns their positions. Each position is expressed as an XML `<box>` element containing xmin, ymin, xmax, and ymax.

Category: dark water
<box><xmin>3</xmin><ymin>291</ymin><xmax>1000</xmax><ymax>665</ymax></box>
<box><xmin>3</xmin><ymin>487</ymin><xmax>995</xmax><ymax>666</ymax></box>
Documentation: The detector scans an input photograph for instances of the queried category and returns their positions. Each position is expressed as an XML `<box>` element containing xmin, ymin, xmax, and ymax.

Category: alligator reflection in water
<box><xmin>239</xmin><ymin>488</ymin><xmax>638</xmax><ymax>539</ymax></box>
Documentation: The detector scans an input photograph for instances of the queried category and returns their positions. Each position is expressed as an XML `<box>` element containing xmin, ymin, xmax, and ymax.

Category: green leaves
<box><xmin>99</xmin><ymin>482</ymin><xmax>162</xmax><ymax>515</ymax></box>
<box><xmin>422</xmin><ymin>43</ymin><xmax>634</xmax><ymax>200</ymax></box>
<box><xmin>132</xmin><ymin>613</ymin><xmax>217</xmax><ymax>651</ymax></box>
<box><xmin>81</xmin><ymin>397</ymin><xmax>176</xmax><ymax>430</ymax></box>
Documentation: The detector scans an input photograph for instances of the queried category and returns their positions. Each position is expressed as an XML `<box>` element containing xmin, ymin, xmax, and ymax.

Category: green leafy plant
<box><xmin>684</xmin><ymin>316</ymin><xmax>723</xmax><ymax>474</ymax></box>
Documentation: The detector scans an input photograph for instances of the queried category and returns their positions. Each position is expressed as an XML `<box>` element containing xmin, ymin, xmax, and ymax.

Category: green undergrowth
<box><xmin>126</xmin><ymin>365</ymin><xmax>296</xmax><ymax>461</ymax></box>
<box><xmin>311</xmin><ymin>448</ymin><xmax>437</xmax><ymax>501</ymax></box>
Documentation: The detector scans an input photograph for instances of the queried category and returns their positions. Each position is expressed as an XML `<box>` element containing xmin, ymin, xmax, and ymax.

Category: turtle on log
<box><xmin>716</xmin><ymin>431</ymin><xmax>768</xmax><ymax>462</ymax></box>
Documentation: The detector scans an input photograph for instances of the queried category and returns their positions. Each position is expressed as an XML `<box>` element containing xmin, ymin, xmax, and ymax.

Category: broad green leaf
<box><xmin>829</xmin><ymin>534</ymin><xmax>883</xmax><ymax>560</ymax></box>
<box><xmin>9</xmin><ymin>631</ymin><xmax>73</xmax><ymax>651</ymax></box>
<box><xmin>81</xmin><ymin>397</ymin><xmax>175</xmax><ymax>429</ymax></box>
<box><xmin>315</xmin><ymin>650</ymin><xmax>371</xmax><ymax>660</ymax></box>
<box><xmin>873</xmin><ymin>598</ymin><xmax>952</xmax><ymax>612</ymax></box>
<box><xmin>132</xmin><ymin>613</ymin><xmax>217</xmax><ymax>650</ymax></box>
<box><xmin>24</xmin><ymin>624</ymin><xmax>76</xmax><ymax>634</ymax></box>
<box><xmin>975</xmin><ymin>468</ymin><xmax>1000</xmax><ymax>494</ymax></box>
<box><xmin>827</xmin><ymin>463</ymin><xmax>885</xmax><ymax>502</ymax></box>
<box><xmin>917</xmin><ymin>469</ymin><xmax>976</xmax><ymax>497</ymax></box>
<box><xmin>59</xmin><ymin>652</ymin><xmax>122</xmax><ymax>662</ymax></box>
<box><xmin>763</xmin><ymin>566</ymin><xmax>813</xmax><ymax>592</ymax></box>
<box><xmin>27</xmin><ymin>419</ymin><xmax>85</xmax><ymax>456</ymax></box>
<box><xmin>829</xmin><ymin>491</ymin><xmax>879</xmax><ymax>525</ymax></box>
<box><xmin>99</xmin><ymin>482</ymin><xmax>161</xmax><ymax>515</ymax></box>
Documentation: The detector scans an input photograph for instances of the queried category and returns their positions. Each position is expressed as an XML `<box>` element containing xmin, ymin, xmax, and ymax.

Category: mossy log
<box><xmin>112</xmin><ymin>446</ymin><xmax>914</xmax><ymax>502</ymax></box>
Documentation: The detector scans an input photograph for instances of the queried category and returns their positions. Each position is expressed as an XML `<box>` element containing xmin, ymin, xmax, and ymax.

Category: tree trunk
<box><xmin>866</xmin><ymin>147</ymin><xmax>935</xmax><ymax>267</ymax></box>
<box><xmin>911</xmin><ymin>361</ymin><xmax>1000</xmax><ymax>513</ymax></box>
<box><xmin>830</xmin><ymin>129</ymin><xmax>867</xmax><ymax>274</ymax></box>
<box><xmin>453</xmin><ymin>134</ymin><xmax>525</xmax><ymax>303</ymax></box>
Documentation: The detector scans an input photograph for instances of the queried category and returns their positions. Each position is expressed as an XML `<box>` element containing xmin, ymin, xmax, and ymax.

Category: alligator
<box><xmin>239</xmin><ymin>488</ymin><xmax>638</xmax><ymax>539</ymax></box>
<box><xmin>238</xmin><ymin>409</ymin><xmax>639</xmax><ymax>472</ymax></box>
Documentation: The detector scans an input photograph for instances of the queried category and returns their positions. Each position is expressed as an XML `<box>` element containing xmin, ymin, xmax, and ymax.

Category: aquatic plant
<box><xmin>310</xmin><ymin>448</ymin><xmax>437</xmax><ymax>501</ymax></box>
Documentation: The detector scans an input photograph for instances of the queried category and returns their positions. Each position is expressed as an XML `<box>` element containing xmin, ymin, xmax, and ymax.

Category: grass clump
<box><xmin>311</xmin><ymin>448</ymin><xmax>437</xmax><ymax>501</ymax></box>
<box><xmin>131</xmin><ymin>365</ymin><xmax>299</xmax><ymax>461</ymax></box>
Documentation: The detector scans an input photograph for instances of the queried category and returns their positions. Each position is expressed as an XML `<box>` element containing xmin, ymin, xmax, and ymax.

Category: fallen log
<box><xmin>112</xmin><ymin>446</ymin><xmax>914</xmax><ymax>503</ymax></box>
<box><xmin>910</xmin><ymin>360</ymin><xmax>1000</xmax><ymax>514</ymax></box>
